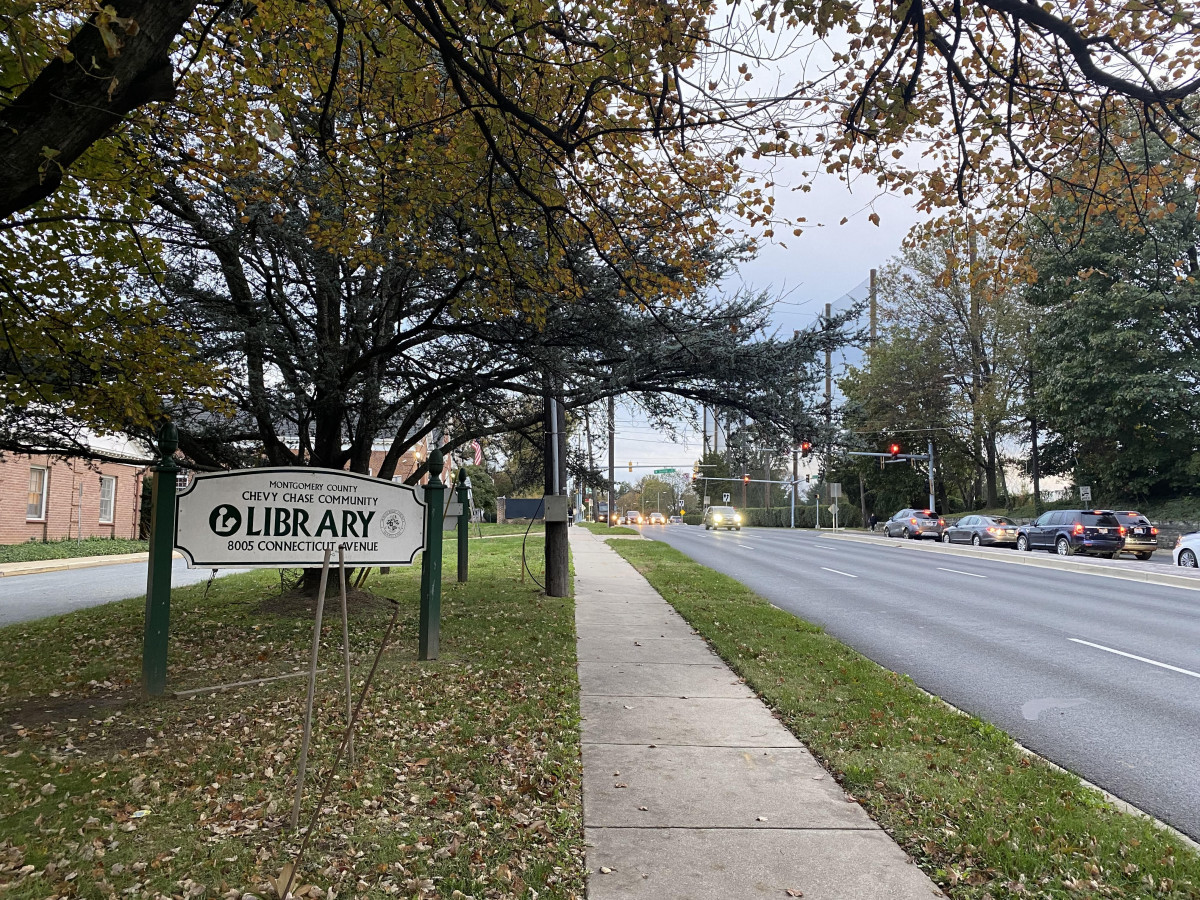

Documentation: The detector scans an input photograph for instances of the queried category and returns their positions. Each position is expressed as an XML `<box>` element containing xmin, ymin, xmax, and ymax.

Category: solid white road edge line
<box><xmin>1069</xmin><ymin>638</ymin><xmax>1200</xmax><ymax>680</ymax></box>
<box><xmin>937</xmin><ymin>567</ymin><xmax>987</xmax><ymax>578</ymax></box>
<box><xmin>819</xmin><ymin>566</ymin><xmax>858</xmax><ymax>578</ymax></box>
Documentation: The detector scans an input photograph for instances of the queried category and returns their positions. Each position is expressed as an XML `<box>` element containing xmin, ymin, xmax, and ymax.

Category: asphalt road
<box><xmin>0</xmin><ymin>560</ymin><xmax>244</xmax><ymax>626</ymax></box>
<box><xmin>642</xmin><ymin>524</ymin><xmax>1200</xmax><ymax>841</ymax></box>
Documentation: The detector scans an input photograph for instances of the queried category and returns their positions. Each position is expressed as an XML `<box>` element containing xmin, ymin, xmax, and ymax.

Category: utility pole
<box><xmin>869</xmin><ymin>268</ymin><xmax>878</xmax><ymax>349</ymax></box>
<box><xmin>791</xmin><ymin>448</ymin><xmax>798</xmax><ymax>528</ymax></box>
<box><xmin>824</xmin><ymin>302</ymin><xmax>833</xmax><ymax>476</ymax></box>
<box><xmin>544</xmin><ymin>389</ymin><xmax>568</xmax><ymax>597</ymax></box>
<box><xmin>608</xmin><ymin>395</ymin><xmax>615</xmax><ymax>528</ymax></box>
<box><xmin>584</xmin><ymin>405</ymin><xmax>595</xmax><ymax>521</ymax></box>
<box><xmin>927</xmin><ymin>439</ymin><xmax>936</xmax><ymax>514</ymax></box>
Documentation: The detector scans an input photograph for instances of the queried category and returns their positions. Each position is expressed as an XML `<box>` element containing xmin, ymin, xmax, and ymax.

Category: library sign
<box><xmin>175</xmin><ymin>467</ymin><xmax>426</xmax><ymax>568</ymax></box>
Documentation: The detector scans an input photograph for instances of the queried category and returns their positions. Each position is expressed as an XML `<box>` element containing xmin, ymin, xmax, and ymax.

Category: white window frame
<box><xmin>99</xmin><ymin>475</ymin><xmax>116</xmax><ymax>524</ymax></box>
<box><xmin>27</xmin><ymin>466</ymin><xmax>48</xmax><ymax>521</ymax></box>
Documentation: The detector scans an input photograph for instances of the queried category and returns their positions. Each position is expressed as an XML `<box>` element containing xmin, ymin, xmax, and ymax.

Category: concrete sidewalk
<box><xmin>570</xmin><ymin>527</ymin><xmax>943</xmax><ymax>899</ymax></box>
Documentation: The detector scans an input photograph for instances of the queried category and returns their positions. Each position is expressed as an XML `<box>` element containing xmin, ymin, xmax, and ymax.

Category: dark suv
<box><xmin>884</xmin><ymin>508</ymin><xmax>945</xmax><ymax>540</ymax></box>
<box><xmin>1113</xmin><ymin>511</ymin><xmax>1158</xmax><ymax>560</ymax></box>
<box><xmin>1016</xmin><ymin>510</ymin><xmax>1125</xmax><ymax>558</ymax></box>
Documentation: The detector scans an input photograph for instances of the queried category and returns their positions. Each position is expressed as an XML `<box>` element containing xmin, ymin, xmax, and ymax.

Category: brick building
<box><xmin>0</xmin><ymin>434</ymin><xmax>153</xmax><ymax>544</ymax></box>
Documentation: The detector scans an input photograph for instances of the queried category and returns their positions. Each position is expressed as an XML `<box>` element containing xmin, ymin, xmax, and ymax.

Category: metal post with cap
<box><xmin>456</xmin><ymin>467</ymin><xmax>470</xmax><ymax>583</ymax></box>
<box><xmin>419</xmin><ymin>447</ymin><xmax>445</xmax><ymax>660</ymax></box>
<box><xmin>143</xmin><ymin>422</ymin><xmax>179</xmax><ymax>697</ymax></box>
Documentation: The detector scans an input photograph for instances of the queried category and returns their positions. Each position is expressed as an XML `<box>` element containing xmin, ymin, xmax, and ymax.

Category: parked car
<box><xmin>703</xmin><ymin>505</ymin><xmax>742</xmax><ymax>531</ymax></box>
<box><xmin>648</xmin><ymin>511</ymin><xmax>666</xmax><ymax>525</ymax></box>
<box><xmin>1015</xmin><ymin>509</ymin><xmax>1124</xmax><ymax>557</ymax></box>
<box><xmin>1173</xmin><ymin>532</ymin><xmax>1200</xmax><ymax>567</ymax></box>
<box><xmin>884</xmin><ymin>509</ymin><xmax>945</xmax><ymax>540</ymax></box>
<box><xmin>942</xmin><ymin>514</ymin><xmax>1020</xmax><ymax>547</ymax></box>
<box><xmin>668</xmin><ymin>514</ymin><xmax>683</xmax><ymax>524</ymax></box>
<box><xmin>1112</xmin><ymin>510</ymin><xmax>1159</xmax><ymax>560</ymax></box>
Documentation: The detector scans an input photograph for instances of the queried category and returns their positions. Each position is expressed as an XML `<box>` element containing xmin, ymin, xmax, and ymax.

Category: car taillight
<box><xmin>910</xmin><ymin>518</ymin><xmax>918</xmax><ymax>525</ymax></box>
<box><xmin>1151</xmin><ymin>527</ymin><xmax>1159</xmax><ymax>535</ymax></box>
<box><xmin>1118</xmin><ymin>525</ymin><xmax>1126</xmax><ymax>536</ymax></box>
<box><xmin>1072</xmin><ymin>522</ymin><xmax>1084</xmax><ymax>535</ymax></box>
<box><xmin>986</xmin><ymin>527</ymin><xmax>996</xmax><ymax>533</ymax></box>
<box><xmin>938</xmin><ymin>519</ymin><xmax>945</xmax><ymax>526</ymax></box>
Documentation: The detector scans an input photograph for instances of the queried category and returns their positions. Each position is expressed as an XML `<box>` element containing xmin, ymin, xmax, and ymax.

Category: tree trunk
<box><xmin>984</xmin><ymin>429</ymin><xmax>999</xmax><ymax>507</ymax></box>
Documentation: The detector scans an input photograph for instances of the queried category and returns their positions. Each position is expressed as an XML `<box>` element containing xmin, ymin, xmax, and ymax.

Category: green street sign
<box><xmin>653</xmin><ymin>468</ymin><xmax>676</xmax><ymax>474</ymax></box>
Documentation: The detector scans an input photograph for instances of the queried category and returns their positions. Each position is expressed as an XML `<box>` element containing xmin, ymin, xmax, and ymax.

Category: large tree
<box><xmin>1025</xmin><ymin>141</ymin><xmax>1200</xmax><ymax>501</ymax></box>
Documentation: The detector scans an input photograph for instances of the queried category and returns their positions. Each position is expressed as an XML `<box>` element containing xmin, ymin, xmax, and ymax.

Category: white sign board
<box><xmin>722</xmin><ymin>493</ymin><xmax>731</xmax><ymax>503</ymax></box>
<box><xmin>1079</xmin><ymin>485</ymin><xmax>1092</xmax><ymax>503</ymax></box>
<box><xmin>175</xmin><ymin>467</ymin><xmax>426</xmax><ymax>568</ymax></box>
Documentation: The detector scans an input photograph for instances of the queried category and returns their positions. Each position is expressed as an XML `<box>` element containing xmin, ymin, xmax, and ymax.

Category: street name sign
<box><xmin>175</xmin><ymin>467</ymin><xmax>427</xmax><ymax>568</ymax></box>
<box><xmin>653</xmin><ymin>468</ymin><xmax>676</xmax><ymax>474</ymax></box>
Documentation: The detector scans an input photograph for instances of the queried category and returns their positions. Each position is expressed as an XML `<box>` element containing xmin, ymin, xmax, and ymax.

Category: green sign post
<box><xmin>456</xmin><ymin>467</ymin><xmax>470</xmax><ymax>584</ymax></box>
<box><xmin>143</xmin><ymin>422</ymin><xmax>179</xmax><ymax>697</ymax></box>
<box><xmin>418</xmin><ymin>448</ymin><xmax>445</xmax><ymax>660</ymax></box>
<box><xmin>653</xmin><ymin>468</ymin><xmax>676</xmax><ymax>474</ymax></box>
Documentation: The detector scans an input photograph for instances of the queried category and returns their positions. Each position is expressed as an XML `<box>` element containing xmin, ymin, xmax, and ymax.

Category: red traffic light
<box><xmin>742</xmin><ymin>473</ymin><xmax>750</xmax><ymax>484</ymax></box>
<box><xmin>889</xmin><ymin>443</ymin><xmax>901</xmax><ymax>459</ymax></box>
<box><xmin>800</xmin><ymin>440</ymin><xmax>812</xmax><ymax>458</ymax></box>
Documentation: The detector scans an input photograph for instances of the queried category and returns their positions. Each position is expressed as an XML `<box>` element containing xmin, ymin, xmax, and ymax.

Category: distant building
<box><xmin>0</xmin><ymin>433</ymin><xmax>154</xmax><ymax>544</ymax></box>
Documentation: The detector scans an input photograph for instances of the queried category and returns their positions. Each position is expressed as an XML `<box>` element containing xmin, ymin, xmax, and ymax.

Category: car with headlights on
<box><xmin>884</xmin><ymin>509</ymin><xmax>945</xmax><ymax>540</ymax></box>
<box><xmin>648</xmin><ymin>511</ymin><xmax>666</xmax><ymax>525</ymax></box>
<box><xmin>941</xmin><ymin>514</ymin><xmax>1019</xmax><ymax>547</ymax></box>
<box><xmin>702</xmin><ymin>505</ymin><xmax>742</xmax><ymax>531</ymax></box>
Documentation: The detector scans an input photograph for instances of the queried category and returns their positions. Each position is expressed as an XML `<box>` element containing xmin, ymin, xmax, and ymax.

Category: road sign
<box><xmin>704</xmin><ymin>495</ymin><xmax>711</xmax><ymax>505</ymax></box>
<box><xmin>175</xmin><ymin>467</ymin><xmax>426</xmax><ymax>568</ymax></box>
<box><xmin>722</xmin><ymin>493</ymin><xmax>731</xmax><ymax>503</ymax></box>
<box><xmin>828</xmin><ymin>482</ymin><xmax>842</xmax><ymax>499</ymax></box>
<box><xmin>653</xmin><ymin>467</ymin><xmax>676</xmax><ymax>474</ymax></box>
<box><xmin>1079</xmin><ymin>485</ymin><xmax>1092</xmax><ymax>503</ymax></box>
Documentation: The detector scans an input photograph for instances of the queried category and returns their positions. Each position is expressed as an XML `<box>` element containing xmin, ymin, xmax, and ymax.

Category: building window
<box><xmin>99</xmin><ymin>475</ymin><xmax>116</xmax><ymax>524</ymax></box>
<box><xmin>27</xmin><ymin>467</ymin><xmax>47</xmax><ymax>520</ymax></box>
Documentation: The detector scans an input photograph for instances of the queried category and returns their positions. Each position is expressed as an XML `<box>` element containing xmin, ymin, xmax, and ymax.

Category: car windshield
<box><xmin>710</xmin><ymin>507</ymin><xmax>736</xmax><ymax>516</ymax></box>
<box><xmin>989</xmin><ymin>516</ymin><xmax>1017</xmax><ymax>525</ymax></box>
<box><xmin>1082</xmin><ymin>513</ymin><xmax>1120</xmax><ymax>526</ymax></box>
<box><xmin>914</xmin><ymin>511</ymin><xmax>937</xmax><ymax>519</ymax></box>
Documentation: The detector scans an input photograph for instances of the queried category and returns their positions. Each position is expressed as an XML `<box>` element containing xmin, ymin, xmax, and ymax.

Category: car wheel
<box><xmin>705</xmin><ymin>524</ymin><xmax>711</xmax><ymax>530</ymax></box>
<box><xmin>971</xmin><ymin>534</ymin><xmax>982</xmax><ymax>547</ymax></box>
<box><xmin>735</xmin><ymin>526</ymin><xmax>741</xmax><ymax>531</ymax></box>
<box><xmin>1016</xmin><ymin>534</ymin><xmax>1029</xmax><ymax>552</ymax></box>
<box><xmin>1056</xmin><ymin>537</ymin><xmax>1072</xmax><ymax>556</ymax></box>
<box><xmin>1135</xmin><ymin>552</ymin><xmax>1152</xmax><ymax>560</ymax></box>
<box><xmin>941</xmin><ymin>532</ymin><xmax>951</xmax><ymax>543</ymax></box>
<box><xmin>1180</xmin><ymin>549</ymin><xmax>1198</xmax><ymax>567</ymax></box>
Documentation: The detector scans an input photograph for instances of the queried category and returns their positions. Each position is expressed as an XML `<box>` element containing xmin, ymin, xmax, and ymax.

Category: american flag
<box><xmin>471</xmin><ymin>440</ymin><xmax>482</xmax><ymax>466</ymax></box>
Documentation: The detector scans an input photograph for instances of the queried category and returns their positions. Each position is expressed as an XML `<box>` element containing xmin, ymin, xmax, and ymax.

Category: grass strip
<box><xmin>0</xmin><ymin>536</ymin><xmax>584</xmax><ymax>899</ymax></box>
<box><xmin>575</xmin><ymin>523</ymin><xmax>637</xmax><ymax>536</ymax></box>
<box><xmin>610</xmin><ymin>539</ymin><xmax>1199</xmax><ymax>899</ymax></box>
<box><xmin>0</xmin><ymin>538</ymin><xmax>149</xmax><ymax>564</ymax></box>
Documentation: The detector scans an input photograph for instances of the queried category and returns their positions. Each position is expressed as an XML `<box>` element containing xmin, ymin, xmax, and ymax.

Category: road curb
<box><xmin>820</xmin><ymin>531</ymin><xmax>1200</xmax><ymax>592</ymax></box>
<box><xmin>0</xmin><ymin>551</ymin><xmax>183</xmax><ymax>578</ymax></box>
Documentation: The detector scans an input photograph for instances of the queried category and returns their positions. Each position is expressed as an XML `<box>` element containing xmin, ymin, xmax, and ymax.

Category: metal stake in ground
<box><xmin>457</xmin><ymin>467</ymin><xmax>470</xmax><ymax>583</ymax></box>
<box><xmin>337</xmin><ymin>544</ymin><xmax>355</xmax><ymax>767</ymax></box>
<box><xmin>143</xmin><ymin>421</ymin><xmax>179</xmax><ymax>698</ymax></box>
<box><xmin>291</xmin><ymin>546</ymin><xmax>332</xmax><ymax>830</ymax></box>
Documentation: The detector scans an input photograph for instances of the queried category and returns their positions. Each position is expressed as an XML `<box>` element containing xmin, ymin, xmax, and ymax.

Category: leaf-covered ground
<box><xmin>0</xmin><ymin>537</ymin><xmax>584</xmax><ymax>899</ymax></box>
<box><xmin>0</xmin><ymin>538</ymin><xmax>149</xmax><ymax>564</ymax></box>
<box><xmin>612</xmin><ymin>539</ymin><xmax>1200</xmax><ymax>900</ymax></box>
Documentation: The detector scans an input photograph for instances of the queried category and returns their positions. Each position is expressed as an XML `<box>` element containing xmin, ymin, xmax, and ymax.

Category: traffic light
<box><xmin>628</xmin><ymin>460</ymin><xmax>633</xmax><ymax>472</ymax></box>
<box><xmin>889</xmin><ymin>443</ymin><xmax>901</xmax><ymax>460</ymax></box>
<box><xmin>800</xmin><ymin>440</ymin><xmax>812</xmax><ymax>458</ymax></box>
<box><xmin>742</xmin><ymin>473</ymin><xmax>750</xmax><ymax>484</ymax></box>
<box><xmin>805</xmin><ymin>473</ymin><xmax>811</xmax><ymax>483</ymax></box>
